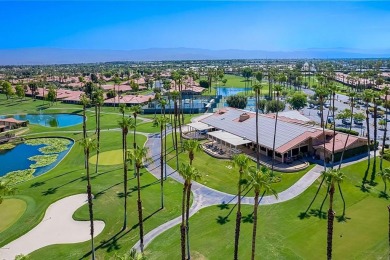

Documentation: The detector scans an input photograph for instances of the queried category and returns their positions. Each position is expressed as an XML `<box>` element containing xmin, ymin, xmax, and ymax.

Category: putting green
<box><xmin>0</xmin><ymin>198</ymin><xmax>27</xmax><ymax>233</ymax></box>
<box><xmin>89</xmin><ymin>149</ymin><xmax>123</xmax><ymax>165</ymax></box>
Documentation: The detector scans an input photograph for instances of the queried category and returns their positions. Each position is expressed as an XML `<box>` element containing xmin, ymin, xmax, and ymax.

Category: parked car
<box><xmin>327</xmin><ymin>116</ymin><xmax>334</xmax><ymax>124</ymax></box>
<box><xmin>354</xmin><ymin>119</ymin><xmax>363</xmax><ymax>125</ymax></box>
<box><xmin>309</xmin><ymin>103</ymin><xmax>315</xmax><ymax>109</ymax></box>
<box><xmin>342</xmin><ymin>118</ymin><xmax>352</xmax><ymax>125</ymax></box>
<box><xmin>317</xmin><ymin>110</ymin><xmax>323</xmax><ymax>116</ymax></box>
<box><xmin>324</xmin><ymin>103</ymin><xmax>330</xmax><ymax>108</ymax></box>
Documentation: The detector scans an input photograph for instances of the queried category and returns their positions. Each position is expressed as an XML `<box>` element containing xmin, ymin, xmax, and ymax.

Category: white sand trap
<box><xmin>0</xmin><ymin>194</ymin><xmax>105</xmax><ymax>260</ymax></box>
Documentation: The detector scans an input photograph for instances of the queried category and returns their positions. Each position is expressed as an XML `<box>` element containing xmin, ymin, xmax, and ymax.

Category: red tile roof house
<box><xmin>199</xmin><ymin>108</ymin><xmax>367</xmax><ymax>164</ymax></box>
<box><xmin>104</xmin><ymin>94</ymin><xmax>155</xmax><ymax>106</ymax></box>
<box><xmin>0</xmin><ymin>118</ymin><xmax>28</xmax><ymax>130</ymax></box>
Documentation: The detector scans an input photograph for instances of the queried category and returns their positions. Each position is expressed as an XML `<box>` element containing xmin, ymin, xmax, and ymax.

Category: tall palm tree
<box><xmin>328</xmin><ymin>82</ymin><xmax>338</xmax><ymax>167</ymax></box>
<box><xmin>181</xmin><ymin>139</ymin><xmax>201</xmax><ymax>258</ymax></box>
<box><xmin>159</xmin><ymin>98</ymin><xmax>168</xmax><ymax>180</ymax></box>
<box><xmin>381</xmin><ymin>87</ymin><xmax>390</xmax><ymax>172</ymax></box>
<box><xmin>80</xmin><ymin>94</ymin><xmax>90</xmax><ymax>140</ymax></box>
<box><xmin>371</xmin><ymin>91</ymin><xmax>381</xmax><ymax>183</ymax></box>
<box><xmin>93</xmin><ymin>89</ymin><xmax>104</xmax><ymax>174</ymax></box>
<box><xmin>127</xmin><ymin>146</ymin><xmax>150</xmax><ymax>253</ymax></box>
<box><xmin>338</xmin><ymin>92</ymin><xmax>356</xmax><ymax>165</ymax></box>
<box><xmin>248</xmin><ymin>166</ymin><xmax>278</xmax><ymax>260</ymax></box>
<box><xmin>182</xmin><ymin>139</ymin><xmax>201</xmax><ymax>166</ymax></box>
<box><xmin>231</xmin><ymin>154</ymin><xmax>251</xmax><ymax>260</ymax></box>
<box><xmin>362</xmin><ymin>89</ymin><xmax>374</xmax><ymax>184</ymax></box>
<box><xmin>252</xmin><ymin>82</ymin><xmax>263</xmax><ymax>169</ymax></box>
<box><xmin>271</xmin><ymin>85</ymin><xmax>283</xmax><ymax>174</ymax></box>
<box><xmin>177</xmin><ymin>163</ymin><xmax>201</xmax><ymax>260</ymax></box>
<box><xmin>79</xmin><ymin>137</ymin><xmax>97</xmax><ymax>260</ymax></box>
<box><xmin>171</xmin><ymin>91</ymin><xmax>180</xmax><ymax>169</ymax></box>
<box><xmin>379</xmin><ymin>168</ymin><xmax>390</xmax><ymax>195</ymax></box>
<box><xmin>324</xmin><ymin>168</ymin><xmax>345</xmax><ymax>260</ymax></box>
<box><xmin>153</xmin><ymin>115</ymin><xmax>169</xmax><ymax>209</ymax></box>
<box><xmin>118</xmin><ymin>117</ymin><xmax>135</xmax><ymax>230</ymax></box>
<box><xmin>119</xmin><ymin>103</ymin><xmax>127</xmax><ymax>118</ymax></box>
<box><xmin>130</xmin><ymin>105</ymin><xmax>142</xmax><ymax>149</ymax></box>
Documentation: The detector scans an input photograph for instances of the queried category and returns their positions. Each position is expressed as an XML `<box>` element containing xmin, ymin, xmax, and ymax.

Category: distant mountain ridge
<box><xmin>0</xmin><ymin>47</ymin><xmax>389</xmax><ymax>65</ymax></box>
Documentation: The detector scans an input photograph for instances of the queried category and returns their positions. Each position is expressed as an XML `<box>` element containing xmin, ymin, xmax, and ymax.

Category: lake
<box><xmin>0</xmin><ymin>113</ymin><xmax>83</xmax><ymax>127</ymax></box>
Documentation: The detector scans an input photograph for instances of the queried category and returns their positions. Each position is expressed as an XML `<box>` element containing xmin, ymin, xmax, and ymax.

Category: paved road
<box><xmin>133</xmin><ymin>133</ymin><xmax>323</xmax><ymax>251</ymax></box>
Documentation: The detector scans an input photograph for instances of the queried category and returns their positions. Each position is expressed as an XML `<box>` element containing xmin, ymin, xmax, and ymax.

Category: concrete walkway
<box><xmin>0</xmin><ymin>194</ymin><xmax>105</xmax><ymax>260</ymax></box>
<box><xmin>133</xmin><ymin>133</ymin><xmax>323</xmax><ymax>251</ymax></box>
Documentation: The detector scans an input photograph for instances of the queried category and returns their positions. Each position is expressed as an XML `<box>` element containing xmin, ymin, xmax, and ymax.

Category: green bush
<box><xmin>335</xmin><ymin>128</ymin><xmax>359</xmax><ymax>136</ymax></box>
<box><xmin>226</xmin><ymin>95</ymin><xmax>248</xmax><ymax>109</ymax></box>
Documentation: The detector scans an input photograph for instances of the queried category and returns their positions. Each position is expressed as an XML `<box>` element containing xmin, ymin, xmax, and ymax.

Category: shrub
<box><xmin>335</xmin><ymin>128</ymin><xmax>359</xmax><ymax>136</ymax></box>
<box><xmin>226</xmin><ymin>95</ymin><xmax>247</xmax><ymax>109</ymax></box>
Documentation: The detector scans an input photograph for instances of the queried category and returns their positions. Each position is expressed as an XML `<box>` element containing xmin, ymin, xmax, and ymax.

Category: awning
<box><xmin>208</xmin><ymin>130</ymin><xmax>252</xmax><ymax>146</ymax></box>
<box><xmin>187</xmin><ymin>122</ymin><xmax>214</xmax><ymax>131</ymax></box>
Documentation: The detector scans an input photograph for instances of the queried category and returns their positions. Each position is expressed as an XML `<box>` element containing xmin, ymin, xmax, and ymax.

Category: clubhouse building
<box><xmin>188</xmin><ymin>108</ymin><xmax>367</xmax><ymax>164</ymax></box>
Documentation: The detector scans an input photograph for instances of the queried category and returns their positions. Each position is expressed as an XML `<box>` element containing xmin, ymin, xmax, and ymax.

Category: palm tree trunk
<box><xmin>251</xmin><ymin>191</ymin><xmax>259</xmax><ymax>260</ymax></box>
<box><xmin>255</xmin><ymin>90</ymin><xmax>260</xmax><ymax>169</ymax></box>
<box><xmin>123</xmin><ymin>130</ymin><xmax>128</xmax><ymax>230</ymax></box>
<box><xmin>382</xmin><ymin>96</ymin><xmax>389</xmax><ymax>172</ymax></box>
<box><xmin>327</xmin><ymin>184</ymin><xmax>335</xmax><ymax>260</ymax></box>
<box><xmin>86</xmin><ymin>148</ymin><xmax>95</xmax><ymax>260</ymax></box>
<box><xmin>160</xmin><ymin>125</ymin><xmax>164</xmax><ymax>209</ymax></box>
<box><xmin>331</xmin><ymin>93</ymin><xmax>336</xmax><ymax>168</ymax></box>
<box><xmin>363</xmin><ymin>102</ymin><xmax>371</xmax><ymax>184</ymax></box>
<box><xmin>95</xmin><ymin>106</ymin><xmax>101</xmax><ymax>174</ymax></box>
<box><xmin>186</xmin><ymin>182</ymin><xmax>192</xmax><ymax>260</ymax></box>
<box><xmin>234</xmin><ymin>171</ymin><xmax>243</xmax><ymax>260</ymax></box>
<box><xmin>371</xmin><ymin>104</ymin><xmax>378</xmax><ymax>183</ymax></box>
<box><xmin>271</xmin><ymin>94</ymin><xmax>279</xmax><ymax>174</ymax></box>
<box><xmin>338</xmin><ymin>182</ymin><xmax>346</xmax><ymax>217</ymax></box>
<box><xmin>181</xmin><ymin>183</ymin><xmax>187</xmax><ymax>260</ymax></box>
<box><xmin>338</xmin><ymin>96</ymin><xmax>354</xmax><ymax>166</ymax></box>
<box><xmin>136</xmin><ymin>165</ymin><xmax>144</xmax><ymax>253</ymax></box>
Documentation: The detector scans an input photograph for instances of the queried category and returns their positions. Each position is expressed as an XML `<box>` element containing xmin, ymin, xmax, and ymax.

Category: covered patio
<box><xmin>184</xmin><ymin>122</ymin><xmax>214</xmax><ymax>139</ymax></box>
<box><xmin>202</xmin><ymin>130</ymin><xmax>252</xmax><ymax>157</ymax></box>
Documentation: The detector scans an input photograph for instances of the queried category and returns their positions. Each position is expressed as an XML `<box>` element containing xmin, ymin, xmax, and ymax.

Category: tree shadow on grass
<box><xmin>242</xmin><ymin>213</ymin><xmax>254</xmax><ymax>223</ymax></box>
<box><xmin>216</xmin><ymin>216</ymin><xmax>230</xmax><ymax>225</ymax></box>
<box><xmin>298</xmin><ymin>212</ymin><xmax>311</xmax><ymax>220</ymax></box>
<box><xmin>42</xmin><ymin>187</ymin><xmax>58</xmax><ymax>196</ymax></box>
<box><xmin>379</xmin><ymin>191</ymin><xmax>389</xmax><ymax>199</ymax></box>
<box><xmin>308</xmin><ymin>209</ymin><xmax>327</xmax><ymax>219</ymax></box>
<box><xmin>217</xmin><ymin>202</ymin><xmax>229</xmax><ymax>210</ymax></box>
<box><xmin>355</xmin><ymin>184</ymin><xmax>371</xmax><ymax>193</ymax></box>
<box><xmin>30</xmin><ymin>181</ymin><xmax>45</xmax><ymax>188</ymax></box>
<box><xmin>336</xmin><ymin>215</ymin><xmax>351</xmax><ymax>223</ymax></box>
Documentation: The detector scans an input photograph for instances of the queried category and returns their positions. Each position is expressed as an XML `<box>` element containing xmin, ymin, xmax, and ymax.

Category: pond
<box><xmin>0</xmin><ymin>138</ymin><xmax>74</xmax><ymax>178</ymax></box>
<box><xmin>0</xmin><ymin>113</ymin><xmax>83</xmax><ymax>127</ymax></box>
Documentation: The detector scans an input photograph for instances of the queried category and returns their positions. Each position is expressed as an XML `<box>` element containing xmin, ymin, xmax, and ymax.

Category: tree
<box><xmin>2</xmin><ymin>81</ymin><xmax>14</xmax><ymax>99</ymax></box>
<box><xmin>362</xmin><ymin>89</ymin><xmax>374</xmax><ymax>184</ymax></box>
<box><xmin>46</xmin><ymin>86</ymin><xmax>56</xmax><ymax>105</ymax></box>
<box><xmin>241</xmin><ymin>67</ymin><xmax>253</xmax><ymax>81</ymax></box>
<box><xmin>248</xmin><ymin>166</ymin><xmax>278</xmax><ymax>260</ymax></box>
<box><xmin>90</xmin><ymin>73</ymin><xmax>98</xmax><ymax>83</ymax></box>
<box><xmin>324</xmin><ymin>168</ymin><xmax>345</xmax><ymax>260</ymax></box>
<box><xmin>252</xmin><ymin>83</ymin><xmax>263</xmax><ymax>169</ymax></box>
<box><xmin>79</xmin><ymin>137</ymin><xmax>97</xmax><ymax>260</ymax></box>
<box><xmin>371</xmin><ymin>91</ymin><xmax>381</xmax><ymax>183</ymax></box>
<box><xmin>80</xmin><ymin>94</ymin><xmax>90</xmax><ymax>141</ymax></box>
<box><xmin>0</xmin><ymin>181</ymin><xmax>17</xmax><ymax>204</ymax></box>
<box><xmin>336</xmin><ymin>109</ymin><xmax>352</xmax><ymax>127</ymax></box>
<box><xmin>271</xmin><ymin>85</ymin><xmax>283</xmax><ymax>174</ymax></box>
<box><xmin>221</xmin><ymin>78</ymin><xmax>227</xmax><ymax>86</ymax></box>
<box><xmin>265</xmin><ymin>99</ymin><xmax>285</xmax><ymax>113</ymax></box>
<box><xmin>15</xmin><ymin>84</ymin><xmax>25</xmax><ymax>100</ymax></box>
<box><xmin>287</xmin><ymin>92</ymin><xmax>307</xmax><ymax>110</ymax></box>
<box><xmin>119</xmin><ymin>103</ymin><xmax>127</xmax><ymax>118</ymax></box>
<box><xmin>92</xmin><ymin>89</ymin><xmax>104</xmax><ymax>174</ymax></box>
<box><xmin>153</xmin><ymin>116</ymin><xmax>169</xmax><ymax>209</ymax></box>
<box><xmin>177</xmin><ymin>163</ymin><xmax>201</xmax><ymax>260</ymax></box>
<box><xmin>84</xmin><ymin>82</ymin><xmax>95</xmax><ymax>99</ymax></box>
<box><xmin>199</xmin><ymin>79</ymin><xmax>209</xmax><ymax>89</ymax></box>
<box><xmin>381</xmin><ymin>87</ymin><xmax>390</xmax><ymax>172</ymax></box>
<box><xmin>107</xmin><ymin>89</ymin><xmax>116</xmax><ymax>99</ymax></box>
<box><xmin>226</xmin><ymin>95</ymin><xmax>247</xmax><ymax>109</ymax></box>
<box><xmin>130</xmin><ymin>105</ymin><xmax>142</xmax><ymax>149</ymax></box>
<box><xmin>379</xmin><ymin>168</ymin><xmax>390</xmax><ymax>195</ymax></box>
<box><xmin>118</xmin><ymin>117</ymin><xmax>135</xmax><ymax>230</ymax></box>
<box><xmin>127</xmin><ymin>146</ymin><xmax>150</xmax><ymax>253</ymax></box>
<box><xmin>28</xmin><ymin>82</ymin><xmax>38</xmax><ymax>99</ymax></box>
<box><xmin>257</xmin><ymin>99</ymin><xmax>267</xmax><ymax>113</ymax></box>
<box><xmin>231</xmin><ymin>154</ymin><xmax>251</xmax><ymax>260</ymax></box>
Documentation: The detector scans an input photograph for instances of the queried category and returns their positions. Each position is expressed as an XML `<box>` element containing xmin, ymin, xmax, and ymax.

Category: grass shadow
<box><xmin>298</xmin><ymin>212</ymin><xmax>311</xmax><ymax>220</ymax></box>
<box><xmin>216</xmin><ymin>216</ymin><xmax>230</xmax><ymax>225</ymax></box>
<box><xmin>30</xmin><ymin>181</ymin><xmax>45</xmax><ymax>188</ymax></box>
<box><xmin>356</xmin><ymin>184</ymin><xmax>371</xmax><ymax>193</ymax></box>
<box><xmin>309</xmin><ymin>209</ymin><xmax>327</xmax><ymax>219</ymax></box>
<box><xmin>217</xmin><ymin>202</ymin><xmax>230</xmax><ymax>210</ymax></box>
<box><xmin>242</xmin><ymin>213</ymin><xmax>254</xmax><ymax>223</ymax></box>
<box><xmin>336</xmin><ymin>215</ymin><xmax>351</xmax><ymax>223</ymax></box>
<box><xmin>379</xmin><ymin>191</ymin><xmax>390</xmax><ymax>199</ymax></box>
<box><xmin>42</xmin><ymin>187</ymin><xmax>58</xmax><ymax>196</ymax></box>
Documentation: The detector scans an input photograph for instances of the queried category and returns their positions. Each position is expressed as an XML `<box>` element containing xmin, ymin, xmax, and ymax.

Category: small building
<box><xmin>0</xmin><ymin>118</ymin><xmax>28</xmax><ymax>130</ymax></box>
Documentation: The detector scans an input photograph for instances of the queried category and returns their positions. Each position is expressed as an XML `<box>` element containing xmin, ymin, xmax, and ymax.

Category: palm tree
<box><xmin>182</xmin><ymin>139</ymin><xmax>201</xmax><ymax>165</ymax></box>
<box><xmin>362</xmin><ymin>89</ymin><xmax>374</xmax><ymax>184</ymax></box>
<box><xmin>324</xmin><ymin>168</ymin><xmax>345</xmax><ymax>260</ymax></box>
<box><xmin>338</xmin><ymin>92</ymin><xmax>356</xmax><ymax>165</ymax></box>
<box><xmin>248</xmin><ymin>166</ymin><xmax>278</xmax><ymax>260</ymax></box>
<box><xmin>231</xmin><ymin>154</ymin><xmax>251</xmax><ymax>260</ymax></box>
<box><xmin>328</xmin><ymin>82</ymin><xmax>338</xmax><ymax>167</ymax></box>
<box><xmin>127</xmin><ymin>146</ymin><xmax>150</xmax><ymax>253</ymax></box>
<box><xmin>93</xmin><ymin>89</ymin><xmax>104</xmax><ymax>174</ymax></box>
<box><xmin>381</xmin><ymin>87</ymin><xmax>390</xmax><ymax>172</ymax></box>
<box><xmin>371</xmin><ymin>91</ymin><xmax>381</xmax><ymax>183</ymax></box>
<box><xmin>177</xmin><ymin>163</ymin><xmax>201</xmax><ymax>260</ymax></box>
<box><xmin>118</xmin><ymin>117</ymin><xmax>135</xmax><ymax>230</ymax></box>
<box><xmin>130</xmin><ymin>105</ymin><xmax>142</xmax><ymax>149</ymax></box>
<box><xmin>119</xmin><ymin>103</ymin><xmax>127</xmax><ymax>118</ymax></box>
<box><xmin>79</xmin><ymin>137</ymin><xmax>97</xmax><ymax>260</ymax></box>
<box><xmin>379</xmin><ymin>168</ymin><xmax>390</xmax><ymax>195</ymax></box>
<box><xmin>252</xmin><ymin>82</ymin><xmax>263</xmax><ymax>169</ymax></box>
<box><xmin>153</xmin><ymin>116</ymin><xmax>169</xmax><ymax>209</ymax></box>
<box><xmin>271</xmin><ymin>85</ymin><xmax>283</xmax><ymax>174</ymax></box>
<box><xmin>171</xmin><ymin>91</ymin><xmax>180</xmax><ymax>169</ymax></box>
<box><xmin>80</xmin><ymin>94</ymin><xmax>90</xmax><ymax>140</ymax></box>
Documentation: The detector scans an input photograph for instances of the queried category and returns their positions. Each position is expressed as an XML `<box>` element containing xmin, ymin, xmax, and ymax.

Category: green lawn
<box><xmin>0</xmin><ymin>198</ymin><xmax>27</xmax><ymax>233</ymax></box>
<box><xmin>165</xmin><ymin>133</ymin><xmax>314</xmax><ymax>195</ymax></box>
<box><xmin>147</xmin><ymin>158</ymin><xmax>390</xmax><ymax>259</ymax></box>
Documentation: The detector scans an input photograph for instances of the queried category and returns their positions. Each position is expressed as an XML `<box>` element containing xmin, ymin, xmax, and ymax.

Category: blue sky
<box><xmin>0</xmin><ymin>1</ymin><xmax>389</xmax><ymax>51</ymax></box>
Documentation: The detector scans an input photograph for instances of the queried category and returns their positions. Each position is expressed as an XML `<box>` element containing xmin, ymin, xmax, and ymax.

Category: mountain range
<box><xmin>0</xmin><ymin>47</ymin><xmax>389</xmax><ymax>65</ymax></box>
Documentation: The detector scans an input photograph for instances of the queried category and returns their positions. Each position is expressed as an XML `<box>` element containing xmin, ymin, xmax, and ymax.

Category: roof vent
<box><xmin>239</xmin><ymin>113</ymin><xmax>250</xmax><ymax>122</ymax></box>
